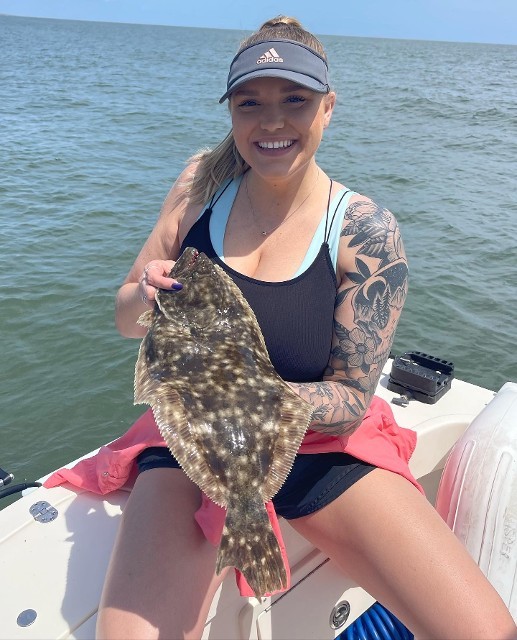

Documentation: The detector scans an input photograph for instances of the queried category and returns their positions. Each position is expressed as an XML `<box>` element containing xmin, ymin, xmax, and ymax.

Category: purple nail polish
<box><xmin>172</xmin><ymin>283</ymin><xmax>183</xmax><ymax>291</ymax></box>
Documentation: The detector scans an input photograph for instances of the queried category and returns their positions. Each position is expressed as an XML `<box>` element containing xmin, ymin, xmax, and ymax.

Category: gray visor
<box><xmin>219</xmin><ymin>39</ymin><xmax>330</xmax><ymax>103</ymax></box>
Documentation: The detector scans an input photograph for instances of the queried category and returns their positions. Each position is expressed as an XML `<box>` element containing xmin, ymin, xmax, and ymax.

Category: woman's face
<box><xmin>229</xmin><ymin>77</ymin><xmax>335</xmax><ymax>182</ymax></box>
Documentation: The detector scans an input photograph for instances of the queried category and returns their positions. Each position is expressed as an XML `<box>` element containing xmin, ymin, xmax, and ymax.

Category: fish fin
<box><xmin>134</xmin><ymin>342</ymin><xmax>228</xmax><ymax>506</ymax></box>
<box><xmin>261</xmin><ymin>388</ymin><xmax>313</xmax><ymax>502</ymax></box>
<box><xmin>216</xmin><ymin>495</ymin><xmax>287</xmax><ymax>598</ymax></box>
<box><xmin>133</xmin><ymin>337</ymin><xmax>153</xmax><ymax>405</ymax></box>
<box><xmin>152</xmin><ymin>395</ymin><xmax>228</xmax><ymax>507</ymax></box>
<box><xmin>136</xmin><ymin>309</ymin><xmax>153</xmax><ymax>328</ymax></box>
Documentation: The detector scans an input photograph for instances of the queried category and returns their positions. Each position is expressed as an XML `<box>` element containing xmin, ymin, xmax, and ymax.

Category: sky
<box><xmin>0</xmin><ymin>0</ymin><xmax>516</xmax><ymax>46</ymax></box>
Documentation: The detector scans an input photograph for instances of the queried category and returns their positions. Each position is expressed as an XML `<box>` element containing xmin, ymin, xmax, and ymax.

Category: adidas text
<box><xmin>257</xmin><ymin>48</ymin><xmax>283</xmax><ymax>64</ymax></box>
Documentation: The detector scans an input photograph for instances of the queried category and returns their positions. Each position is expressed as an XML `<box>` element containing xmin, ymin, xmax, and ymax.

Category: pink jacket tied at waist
<box><xmin>44</xmin><ymin>395</ymin><xmax>421</xmax><ymax>597</ymax></box>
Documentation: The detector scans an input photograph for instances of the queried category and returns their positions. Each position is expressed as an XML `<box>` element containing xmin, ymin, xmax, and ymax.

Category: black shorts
<box><xmin>136</xmin><ymin>447</ymin><xmax>376</xmax><ymax>520</ymax></box>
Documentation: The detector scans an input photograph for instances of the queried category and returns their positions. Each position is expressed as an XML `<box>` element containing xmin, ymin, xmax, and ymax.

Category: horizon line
<box><xmin>1</xmin><ymin>13</ymin><xmax>516</xmax><ymax>47</ymax></box>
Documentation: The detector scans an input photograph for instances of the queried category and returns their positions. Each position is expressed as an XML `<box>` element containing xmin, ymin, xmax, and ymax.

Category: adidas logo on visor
<box><xmin>257</xmin><ymin>47</ymin><xmax>284</xmax><ymax>64</ymax></box>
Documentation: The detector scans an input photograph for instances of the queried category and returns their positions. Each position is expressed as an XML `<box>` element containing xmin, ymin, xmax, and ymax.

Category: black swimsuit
<box><xmin>137</xmin><ymin>179</ymin><xmax>375</xmax><ymax>518</ymax></box>
<box><xmin>180</xmin><ymin>181</ymin><xmax>339</xmax><ymax>382</ymax></box>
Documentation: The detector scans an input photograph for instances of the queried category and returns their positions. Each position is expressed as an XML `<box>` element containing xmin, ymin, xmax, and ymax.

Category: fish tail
<box><xmin>216</xmin><ymin>496</ymin><xmax>287</xmax><ymax>598</ymax></box>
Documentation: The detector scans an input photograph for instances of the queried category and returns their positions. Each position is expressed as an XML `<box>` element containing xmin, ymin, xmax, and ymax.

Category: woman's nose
<box><xmin>260</xmin><ymin>105</ymin><xmax>284</xmax><ymax>131</ymax></box>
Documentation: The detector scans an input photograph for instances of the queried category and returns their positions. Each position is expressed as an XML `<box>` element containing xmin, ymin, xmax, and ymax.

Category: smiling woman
<box><xmin>229</xmin><ymin>77</ymin><xmax>334</xmax><ymax>189</ymax></box>
<box><xmin>36</xmin><ymin>13</ymin><xmax>515</xmax><ymax>640</ymax></box>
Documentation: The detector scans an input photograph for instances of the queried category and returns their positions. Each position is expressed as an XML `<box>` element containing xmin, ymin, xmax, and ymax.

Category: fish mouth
<box><xmin>172</xmin><ymin>247</ymin><xmax>200</xmax><ymax>278</ymax></box>
<box><xmin>186</xmin><ymin>248</ymin><xmax>200</xmax><ymax>268</ymax></box>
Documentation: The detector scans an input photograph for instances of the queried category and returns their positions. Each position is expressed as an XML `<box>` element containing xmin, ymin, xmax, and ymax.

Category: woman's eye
<box><xmin>286</xmin><ymin>95</ymin><xmax>306</xmax><ymax>104</ymax></box>
<box><xmin>238</xmin><ymin>99</ymin><xmax>259</xmax><ymax>107</ymax></box>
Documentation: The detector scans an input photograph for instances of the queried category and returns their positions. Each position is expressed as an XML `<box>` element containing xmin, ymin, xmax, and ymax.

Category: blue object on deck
<box><xmin>338</xmin><ymin>602</ymin><xmax>414</xmax><ymax>640</ymax></box>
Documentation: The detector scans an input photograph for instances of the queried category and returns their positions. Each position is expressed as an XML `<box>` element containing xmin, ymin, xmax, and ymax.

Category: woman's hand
<box><xmin>116</xmin><ymin>259</ymin><xmax>181</xmax><ymax>338</ymax></box>
<box><xmin>138</xmin><ymin>259</ymin><xmax>182</xmax><ymax>306</ymax></box>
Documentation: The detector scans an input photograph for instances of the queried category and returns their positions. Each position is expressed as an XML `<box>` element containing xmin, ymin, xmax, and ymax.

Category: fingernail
<box><xmin>171</xmin><ymin>283</ymin><xmax>183</xmax><ymax>291</ymax></box>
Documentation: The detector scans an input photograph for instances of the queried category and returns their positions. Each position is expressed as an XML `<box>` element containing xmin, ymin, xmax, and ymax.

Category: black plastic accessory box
<box><xmin>387</xmin><ymin>351</ymin><xmax>454</xmax><ymax>404</ymax></box>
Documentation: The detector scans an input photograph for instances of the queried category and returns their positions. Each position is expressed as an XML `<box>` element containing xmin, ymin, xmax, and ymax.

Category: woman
<box><xmin>97</xmin><ymin>16</ymin><xmax>516</xmax><ymax>640</ymax></box>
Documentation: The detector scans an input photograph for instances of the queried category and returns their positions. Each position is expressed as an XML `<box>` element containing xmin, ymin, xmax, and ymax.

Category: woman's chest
<box><xmin>222</xmin><ymin>205</ymin><xmax>324</xmax><ymax>282</ymax></box>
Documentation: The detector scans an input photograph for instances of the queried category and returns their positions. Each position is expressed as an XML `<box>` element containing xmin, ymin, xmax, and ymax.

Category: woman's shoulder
<box><xmin>141</xmin><ymin>161</ymin><xmax>204</xmax><ymax>258</ymax></box>
<box><xmin>335</xmin><ymin>189</ymin><xmax>406</xmax><ymax>280</ymax></box>
<box><xmin>329</xmin><ymin>183</ymin><xmax>402</xmax><ymax>245</ymax></box>
<box><xmin>338</xmin><ymin>189</ymin><xmax>402</xmax><ymax>242</ymax></box>
<box><xmin>159</xmin><ymin>161</ymin><xmax>202</xmax><ymax>220</ymax></box>
<box><xmin>157</xmin><ymin>161</ymin><xmax>206</xmax><ymax>237</ymax></box>
<box><xmin>330</xmin><ymin>182</ymin><xmax>389</xmax><ymax>215</ymax></box>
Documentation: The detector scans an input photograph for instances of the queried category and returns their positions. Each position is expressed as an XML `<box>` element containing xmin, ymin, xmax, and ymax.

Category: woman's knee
<box><xmin>288</xmin><ymin>469</ymin><xmax>516</xmax><ymax>639</ymax></box>
<box><xmin>97</xmin><ymin>468</ymin><xmax>222</xmax><ymax>639</ymax></box>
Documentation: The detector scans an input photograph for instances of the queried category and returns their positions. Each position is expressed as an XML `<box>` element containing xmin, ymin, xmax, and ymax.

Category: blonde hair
<box><xmin>186</xmin><ymin>16</ymin><xmax>327</xmax><ymax>204</ymax></box>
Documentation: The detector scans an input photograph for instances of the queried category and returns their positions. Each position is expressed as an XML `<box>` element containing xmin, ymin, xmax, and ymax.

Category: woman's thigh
<box><xmin>96</xmin><ymin>468</ymin><xmax>227</xmax><ymax>640</ymax></box>
<box><xmin>288</xmin><ymin>468</ymin><xmax>516</xmax><ymax>640</ymax></box>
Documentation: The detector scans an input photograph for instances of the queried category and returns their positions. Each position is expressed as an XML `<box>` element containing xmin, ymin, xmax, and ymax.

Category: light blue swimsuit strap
<box><xmin>207</xmin><ymin>176</ymin><xmax>355</xmax><ymax>276</ymax></box>
<box><xmin>209</xmin><ymin>175</ymin><xmax>243</xmax><ymax>261</ymax></box>
<box><xmin>292</xmin><ymin>187</ymin><xmax>356</xmax><ymax>277</ymax></box>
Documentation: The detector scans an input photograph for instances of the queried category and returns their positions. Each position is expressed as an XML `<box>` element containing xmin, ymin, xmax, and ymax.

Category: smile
<box><xmin>257</xmin><ymin>140</ymin><xmax>294</xmax><ymax>149</ymax></box>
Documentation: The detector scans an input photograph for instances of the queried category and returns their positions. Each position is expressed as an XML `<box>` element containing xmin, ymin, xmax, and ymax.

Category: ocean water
<box><xmin>1</xmin><ymin>16</ymin><xmax>516</xmax><ymax>490</ymax></box>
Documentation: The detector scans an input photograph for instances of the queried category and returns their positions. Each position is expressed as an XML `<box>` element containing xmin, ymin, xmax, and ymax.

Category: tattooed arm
<box><xmin>291</xmin><ymin>197</ymin><xmax>408</xmax><ymax>436</ymax></box>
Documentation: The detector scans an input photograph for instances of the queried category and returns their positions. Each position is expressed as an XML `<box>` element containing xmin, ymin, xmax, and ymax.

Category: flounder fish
<box><xmin>134</xmin><ymin>247</ymin><xmax>313</xmax><ymax>597</ymax></box>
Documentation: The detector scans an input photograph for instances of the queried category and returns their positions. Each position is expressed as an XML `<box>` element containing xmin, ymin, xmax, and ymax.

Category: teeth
<box><xmin>258</xmin><ymin>140</ymin><xmax>293</xmax><ymax>149</ymax></box>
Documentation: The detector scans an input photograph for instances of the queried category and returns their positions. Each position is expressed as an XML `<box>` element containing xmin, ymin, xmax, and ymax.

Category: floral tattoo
<box><xmin>293</xmin><ymin>200</ymin><xmax>408</xmax><ymax>436</ymax></box>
